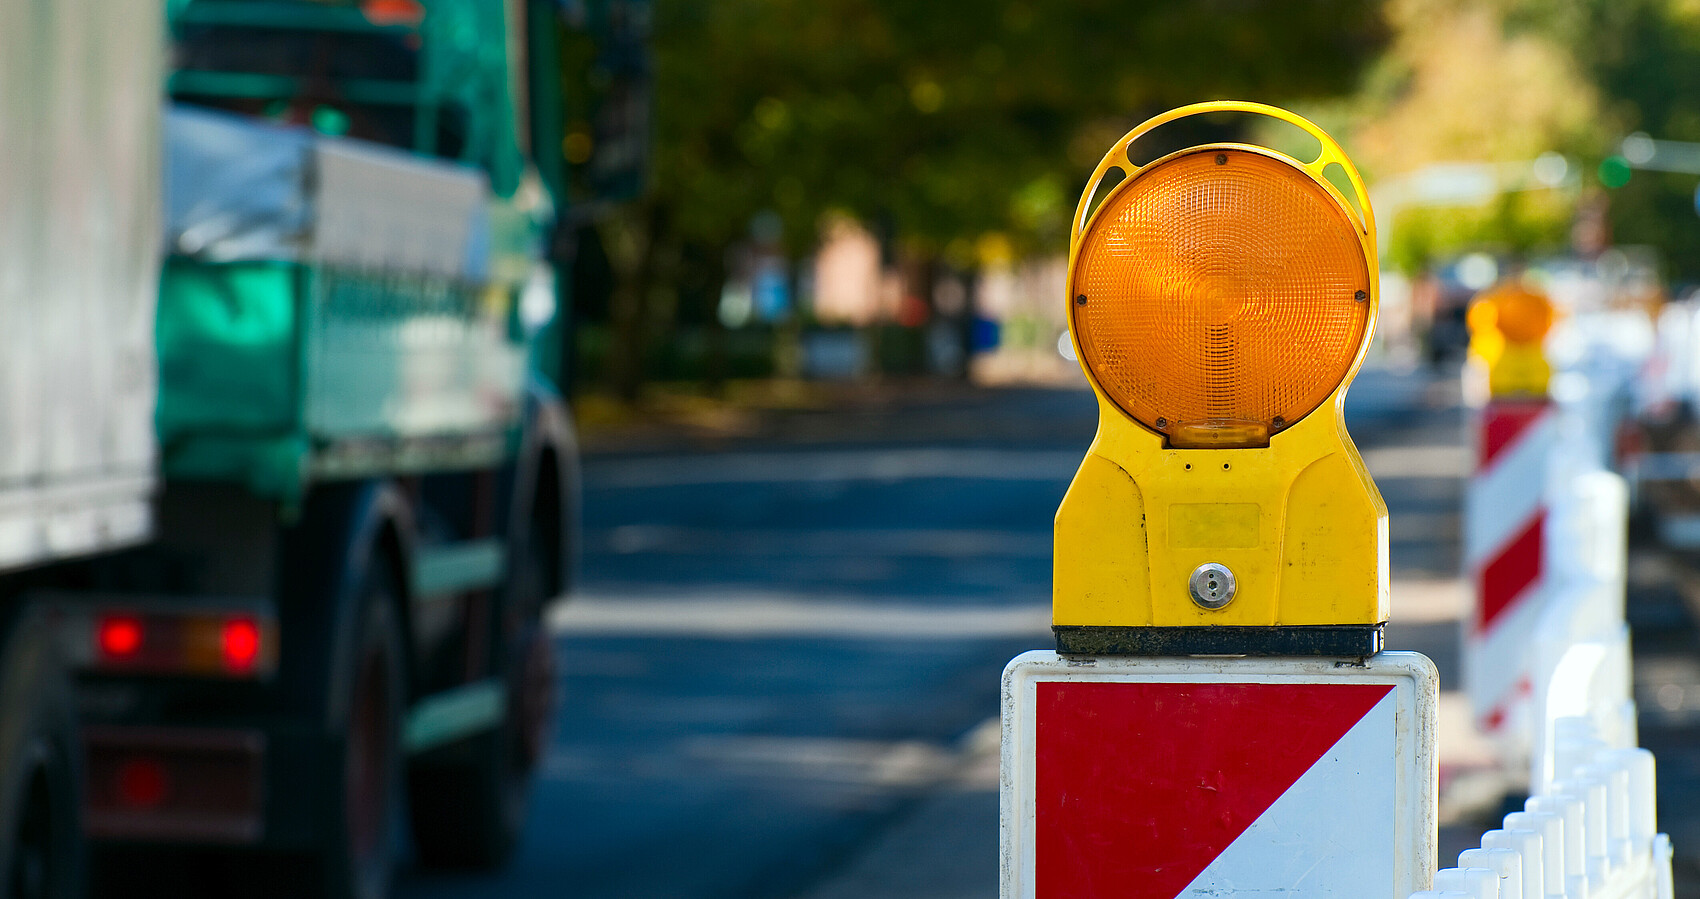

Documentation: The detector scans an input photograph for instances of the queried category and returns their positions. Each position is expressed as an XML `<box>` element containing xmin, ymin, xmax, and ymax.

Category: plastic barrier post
<box><xmin>1482</xmin><ymin>829</ymin><xmax>1547</xmax><ymax>899</ymax></box>
<box><xmin>1435</xmin><ymin>866</ymin><xmax>1501</xmax><ymax>898</ymax></box>
<box><xmin>1411</xmin><ymin>718</ymin><xmax>1671</xmax><ymax>899</ymax></box>
<box><xmin>1457</xmin><ymin>848</ymin><xmax>1523</xmax><ymax>899</ymax></box>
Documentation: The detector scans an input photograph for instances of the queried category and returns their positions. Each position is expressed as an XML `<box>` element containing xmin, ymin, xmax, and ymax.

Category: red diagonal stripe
<box><xmin>1480</xmin><ymin>400</ymin><xmax>1551</xmax><ymax>468</ymax></box>
<box><xmin>1035</xmin><ymin>681</ymin><xmax>1392</xmax><ymax>898</ymax></box>
<box><xmin>1477</xmin><ymin>512</ymin><xmax>1543</xmax><ymax>631</ymax></box>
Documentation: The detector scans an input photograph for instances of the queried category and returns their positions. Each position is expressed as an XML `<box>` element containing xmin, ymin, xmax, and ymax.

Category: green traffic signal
<box><xmin>1599</xmin><ymin>155</ymin><xmax>1633</xmax><ymax>188</ymax></box>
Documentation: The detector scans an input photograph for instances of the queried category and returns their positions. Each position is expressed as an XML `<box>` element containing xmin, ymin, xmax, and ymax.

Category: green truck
<box><xmin>0</xmin><ymin>1</ymin><xmax>643</xmax><ymax>896</ymax></box>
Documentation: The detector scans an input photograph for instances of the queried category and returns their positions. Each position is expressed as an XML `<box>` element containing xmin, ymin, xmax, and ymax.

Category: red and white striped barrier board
<box><xmin>1001</xmin><ymin>651</ymin><xmax>1438</xmax><ymax>898</ymax></box>
<box><xmin>1465</xmin><ymin>400</ymin><xmax>1557</xmax><ymax>738</ymax></box>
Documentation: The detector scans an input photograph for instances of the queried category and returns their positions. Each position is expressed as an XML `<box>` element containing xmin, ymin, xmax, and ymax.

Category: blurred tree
<box><xmin>657</xmin><ymin>0</ymin><xmax>1387</xmax><ymax>254</ymax></box>
<box><xmin>1353</xmin><ymin>0</ymin><xmax>1600</xmax><ymax>173</ymax></box>
<box><xmin>1346</xmin><ymin>0</ymin><xmax>1700</xmax><ymax>281</ymax></box>
<box><xmin>1516</xmin><ymin>0</ymin><xmax>1700</xmax><ymax>280</ymax></box>
<box><xmin>595</xmin><ymin>0</ymin><xmax>1389</xmax><ymax>399</ymax></box>
<box><xmin>1305</xmin><ymin>0</ymin><xmax>1605</xmax><ymax>272</ymax></box>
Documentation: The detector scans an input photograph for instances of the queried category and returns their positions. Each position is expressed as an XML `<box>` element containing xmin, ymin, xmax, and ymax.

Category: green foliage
<box><xmin>1511</xmin><ymin>0</ymin><xmax>1700</xmax><ymax>279</ymax></box>
<box><xmin>1386</xmin><ymin>192</ymin><xmax>1572</xmax><ymax>272</ymax></box>
<box><xmin>595</xmin><ymin>0</ymin><xmax>1390</xmax><ymax>399</ymax></box>
<box><xmin>1607</xmin><ymin>170</ymin><xmax>1700</xmax><ymax>278</ymax></box>
<box><xmin>1317</xmin><ymin>0</ymin><xmax>1605</xmax><ymax>271</ymax></box>
<box><xmin>651</xmin><ymin>0</ymin><xmax>1387</xmax><ymax>256</ymax></box>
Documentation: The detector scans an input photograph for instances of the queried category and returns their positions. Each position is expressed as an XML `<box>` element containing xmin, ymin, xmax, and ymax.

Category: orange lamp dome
<box><xmin>1069</xmin><ymin>148</ymin><xmax>1371</xmax><ymax>447</ymax></box>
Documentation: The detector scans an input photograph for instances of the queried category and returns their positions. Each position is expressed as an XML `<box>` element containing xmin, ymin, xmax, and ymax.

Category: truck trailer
<box><xmin>0</xmin><ymin>0</ymin><xmax>624</xmax><ymax>896</ymax></box>
<box><xmin>0</xmin><ymin>1</ymin><xmax>164</xmax><ymax>896</ymax></box>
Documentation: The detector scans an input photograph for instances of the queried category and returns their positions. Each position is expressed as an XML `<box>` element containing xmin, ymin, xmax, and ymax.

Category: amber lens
<box><xmin>1071</xmin><ymin>149</ymin><xmax>1370</xmax><ymax>445</ymax></box>
<box><xmin>1490</xmin><ymin>285</ymin><xmax>1554</xmax><ymax>343</ymax></box>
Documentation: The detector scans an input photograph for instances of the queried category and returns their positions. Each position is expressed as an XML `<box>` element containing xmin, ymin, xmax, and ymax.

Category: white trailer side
<box><xmin>0</xmin><ymin>0</ymin><xmax>162</xmax><ymax>569</ymax></box>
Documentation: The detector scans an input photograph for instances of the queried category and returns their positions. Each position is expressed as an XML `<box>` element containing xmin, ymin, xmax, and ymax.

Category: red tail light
<box><xmin>78</xmin><ymin>609</ymin><xmax>276</xmax><ymax>679</ymax></box>
<box><xmin>221</xmin><ymin>618</ymin><xmax>261</xmax><ymax>674</ymax></box>
<box><xmin>97</xmin><ymin>615</ymin><xmax>144</xmax><ymax>660</ymax></box>
<box><xmin>114</xmin><ymin>757</ymin><xmax>169</xmax><ymax>809</ymax></box>
<box><xmin>361</xmin><ymin>0</ymin><xmax>424</xmax><ymax>26</ymax></box>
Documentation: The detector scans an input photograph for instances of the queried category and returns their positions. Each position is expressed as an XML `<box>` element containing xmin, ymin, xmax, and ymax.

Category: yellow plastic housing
<box><xmin>1054</xmin><ymin>101</ymin><xmax>1389</xmax><ymax>630</ymax></box>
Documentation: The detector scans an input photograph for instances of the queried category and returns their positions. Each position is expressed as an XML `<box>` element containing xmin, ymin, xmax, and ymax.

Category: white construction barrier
<box><xmin>1409</xmin><ymin>717</ymin><xmax>1671</xmax><ymax>899</ymax></box>
<box><xmin>1528</xmin><ymin>470</ymin><xmax>1634</xmax><ymax>793</ymax></box>
<box><xmin>1438</xmin><ymin>304</ymin><xmax>1673</xmax><ymax>899</ymax></box>
<box><xmin>1460</xmin><ymin>303</ymin><xmax>1650</xmax><ymax>783</ymax></box>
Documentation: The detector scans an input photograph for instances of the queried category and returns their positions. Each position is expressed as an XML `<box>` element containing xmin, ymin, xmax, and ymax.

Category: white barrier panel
<box><xmin>1529</xmin><ymin>471</ymin><xmax>1633</xmax><ymax>792</ymax></box>
<box><xmin>1436</xmin><ymin>866</ymin><xmax>1501</xmax><ymax>896</ymax></box>
<box><xmin>1447</xmin><ymin>310</ymin><xmax>1672</xmax><ymax>899</ymax></box>
<box><xmin>1408</xmin><ymin>718</ymin><xmax>1671</xmax><ymax>899</ymax></box>
<box><xmin>1459</xmin><ymin>847</ymin><xmax>1522</xmax><ymax>897</ymax></box>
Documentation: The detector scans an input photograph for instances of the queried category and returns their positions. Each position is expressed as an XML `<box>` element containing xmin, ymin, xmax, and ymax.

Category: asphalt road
<box><xmin>392</xmin><ymin>363</ymin><xmax>1489</xmax><ymax>899</ymax></box>
<box><xmin>398</xmin><ymin>384</ymin><xmax>1086</xmax><ymax>899</ymax></box>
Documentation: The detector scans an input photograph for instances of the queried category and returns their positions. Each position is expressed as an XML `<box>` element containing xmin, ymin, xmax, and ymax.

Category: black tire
<box><xmin>408</xmin><ymin>516</ymin><xmax>556</xmax><ymax>870</ymax></box>
<box><xmin>0</xmin><ymin>605</ymin><xmax>83</xmax><ymax>899</ymax></box>
<box><xmin>321</xmin><ymin>568</ymin><xmax>405</xmax><ymax>899</ymax></box>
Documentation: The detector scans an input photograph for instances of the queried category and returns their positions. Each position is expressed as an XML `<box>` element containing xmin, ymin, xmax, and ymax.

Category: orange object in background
<box><xmin>1492</xmin><ymin>283</ymin><xmax>1556</xmax><ymax>343</ymax></box>
<box><xmin>1070</xmin><ymin>149</ymin><xmax>1371</xmax><ymax>448</ymax></box>
<box><xmin>361</xmin><ymin>0</ymin><xmax>424</xmax><ymax>26</ymax></box>
<box><xmin>1467</xmin><ymin>278</ymin><xmax>1554</xmax><ymax>398</ymax></box>
<box><xmin>1465</xmin><ymin>297</ymin><xmax>1499</xmax><ymax>338</ymax></box>
<box><xmin>1465</xmin><ymin>297</ymin><xmax>1505</xmax><ymax>366</ymax></box>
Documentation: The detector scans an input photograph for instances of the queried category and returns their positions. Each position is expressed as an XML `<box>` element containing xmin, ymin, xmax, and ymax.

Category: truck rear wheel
<box><xmin>0</xmin><ymin>606</ymin><xmax>82</xmax><ymax>899</ymax></box>
<box><xmin>408</xmin><ymin>516</ymin><xmax>556</xmax><ymax>869</ymax></box>
<box><xmin>321</xmin><ymin>568</ymin><xmax>404</xmax><ymax>899</ymax></box>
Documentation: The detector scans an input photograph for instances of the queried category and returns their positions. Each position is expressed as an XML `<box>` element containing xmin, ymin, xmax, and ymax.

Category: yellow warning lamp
<box><xmin>1054</xmin><ymin>101</ymin><xmax>1388</xmax><ymax>656</ymax></box>
<box><xmin>1466</xmin><ymin>298</ymin><xmax>1504</xmax><ymax>366</ymax></box>
<box><xmin>1470</xmin><ymin>280</ymin><xmax>1554</xmax><ymax>398</ymax></box>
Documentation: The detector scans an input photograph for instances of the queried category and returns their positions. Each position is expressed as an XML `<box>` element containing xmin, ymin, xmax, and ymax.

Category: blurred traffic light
<box><xmin>1599</xmin><ymin>155</ymin><xmax>1633</xmax><ymax>188</ymax></box>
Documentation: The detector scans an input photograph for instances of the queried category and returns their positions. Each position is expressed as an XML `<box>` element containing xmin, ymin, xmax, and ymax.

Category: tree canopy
<box><xmin>1304</xmin><ymin>0</ymin><xmax>1700</xmax><ymax>280</ymax></box>
<box><xmin>650</xmin><ymin>0</ymin><xmax>1388</xmax><ymax>260</ymax></box>
<box><xmin>1554</xmin><ymin>0</ymin><xmax>1700</xmax><ymax>280</ymax></box>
